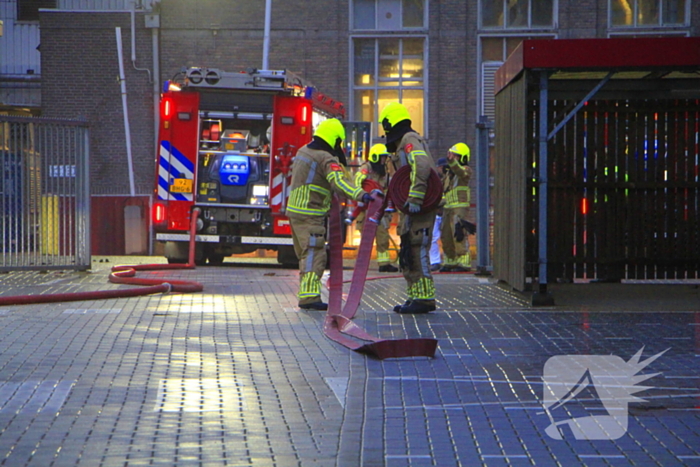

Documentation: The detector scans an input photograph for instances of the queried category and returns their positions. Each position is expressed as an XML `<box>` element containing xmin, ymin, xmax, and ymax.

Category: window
<box><xmin>479</xmin><ymin>36</ymin><xmax>555</xmax><ymax>120</ymax></box>
<box><xmin>352</xmin><ymin>37</ymin><xmax>426</xmax><ymax>136</ymax></box>
<box><xmin>352</xmin><ymin>0</ymin><xmax>426</xmax><ymax>30</ymax></box>
<box><xmin>17</xmin><ymin>0</ymin><xmax>56</xmax><ymax>22</ymax></box>
<box><xmin>351</xmin><ymin>0</ymin><xmax>426</xmax><ymax>135</ymax></box>
<box><xmin>610</xmin><ymin>0</ymin><xmax>688</xmax><ymax>27</ymax></box>
<box><xmin>481</xmin><ymin>0</ymin><xmax>555</xmax><ymax>29</ymax></box>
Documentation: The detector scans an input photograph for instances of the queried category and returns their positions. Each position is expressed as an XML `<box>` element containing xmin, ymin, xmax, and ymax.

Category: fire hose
<box><xmin>388</xmin><ymin>165</ymin><xmax>443</xmax><ymax>215</ymax></box>
<box><xmin>0</xmin><ymin>210</ymin><xmax>203</xmax><ymax>306</ymax></box>
<box><xmin>323</xmin><ymin>193</ymin><xmax>438</xmax><ymax>360</ymax></box>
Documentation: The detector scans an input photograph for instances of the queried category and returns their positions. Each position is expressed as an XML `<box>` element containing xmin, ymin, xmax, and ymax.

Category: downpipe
<box><xmin>0</xmin><ymin>209</ymin><xmax>203</xmax><ymax>306</ymax></box>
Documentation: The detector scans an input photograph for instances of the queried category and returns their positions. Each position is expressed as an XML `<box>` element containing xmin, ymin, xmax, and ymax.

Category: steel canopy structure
<box><xmin>493</xmin><ymin>37</ymin><xmax>700</xmax><ymax>305</ymax></box>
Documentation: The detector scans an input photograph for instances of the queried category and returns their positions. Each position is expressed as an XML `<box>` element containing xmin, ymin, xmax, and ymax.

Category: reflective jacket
<box><xmin>287</xmin><ymin>144</ymin><xmax>364</xmax><ymax>216</ymax></box>
<box><xmin>443</xmin><ymin>159</ymin><xmax>472</xmax><ymax>209</ymax></box>
<box><xmin>354</xmin><ymin>161</ymin><xmax>388</xmax><ymax>189</ymax></box>
<box><xmin>392</xmin><ymin>132</ymin><xmax>436</xmax><ymax>206</ymax></box>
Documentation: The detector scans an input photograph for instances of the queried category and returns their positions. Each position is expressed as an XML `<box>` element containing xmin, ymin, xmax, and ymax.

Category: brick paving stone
<box><xmin>0</xmin><ymin>259</ymin><xmax>699</xmax><ymax>466</ymax></box>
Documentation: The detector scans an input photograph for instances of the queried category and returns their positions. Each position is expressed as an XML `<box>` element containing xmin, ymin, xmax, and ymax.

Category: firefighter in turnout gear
<box><xmin>287</xmin><ymin>118</ymin><xmax>372</xmax><ymax>310</ymax></box>
<box><xmin>379</xmin><ymin>102</ymin><xmax>439</xmax><ymax>314</ymax></box>
<box><xmin>440</xmin><ymin>143</ymin><xmax>474</xmax><ymax>272</ymax></box>
<box><xmin>354</xmin><ymin>143</ymin><xmax>398</xmax><ymax>273</ymax></box>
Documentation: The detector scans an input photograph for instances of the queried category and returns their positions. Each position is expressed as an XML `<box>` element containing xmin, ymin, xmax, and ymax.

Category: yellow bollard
<box><xmin>41</xmin><ymin>195</ymin><xmax>59</xmax><ymax>255</ymax></box>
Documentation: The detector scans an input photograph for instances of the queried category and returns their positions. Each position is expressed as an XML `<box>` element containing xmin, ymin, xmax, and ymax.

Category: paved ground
<box><xmin>0</xmin><ymin>256</ymin><xmax>698</xmax><ymax>466</ymax></box>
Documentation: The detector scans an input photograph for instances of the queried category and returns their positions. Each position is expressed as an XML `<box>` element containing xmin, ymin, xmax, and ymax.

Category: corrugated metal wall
<box><xmin>0</xmin><ymin>0</ymin><xmax>157</xmax><ymax>108</ymax></box>
<box><xmin>493</xmin><ymin>74</ymin><xmax>528</xmax><ymax>291</ymax></box>
<box><xmin>58</xmin><ymin>0</ymin><xmax>157</xmax><ymax>9</ymax></box>
<box><xmin>0</xmin><ymin>2</ymin><xmax>41</xmax><ymax>76</ymax></box>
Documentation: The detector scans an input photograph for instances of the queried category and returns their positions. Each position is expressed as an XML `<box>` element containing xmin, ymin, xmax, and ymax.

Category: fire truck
<box><xmin>152</xmin><ymin>67</ymin><xmax>369</xmax><ymax>266</ymax></box>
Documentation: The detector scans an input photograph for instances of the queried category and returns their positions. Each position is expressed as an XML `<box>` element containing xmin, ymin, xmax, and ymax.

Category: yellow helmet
<box><xmin>449</xmin><ymin>142</ymin><xmax>470</xmax><ymax>164</ymax></box>
<box><xmin>368</xmin><ymin>143</ymin><xmax>389</xmax><ymax>163</ymax></box>
<box><xmin>314</xmin><ymin>118</ymin><xmax>346</xmax><ymax>147</ymax></box>
<box><xmin>379</xmin><ymin>102</ymin><xmax>411</xmax><ymax>133</ymax></box>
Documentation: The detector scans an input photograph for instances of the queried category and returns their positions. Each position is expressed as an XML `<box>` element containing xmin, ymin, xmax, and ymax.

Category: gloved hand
<box><xmin>461</xmin><ymin>219</ymin><xmax>477</xmax><ymax>235</ymax></box>
<box><xmin>404</xmin><ymin>201</ymin><xmax>421</xmax><ymax>214</ymax></box>
<box><xmin>361</xmin><ymin>192</ymin><xmax>374</xmax><ymax>205</ymax></box>
<box><xmin>454</xmin><ymin>222</ymin><xmax>465</xmax><ymax>242</ymax></box>
<box><xmin>369</xmin><ymin>188</ymin><xmax>384</xmax><ymax>198</ymax></box>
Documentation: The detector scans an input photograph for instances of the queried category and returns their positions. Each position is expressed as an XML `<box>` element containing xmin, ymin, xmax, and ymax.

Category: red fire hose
<box><xmin>0</xmin><ymin>210</ymin><xmax>203</xmax><ymax>306</ymax></box>
<box><xmin>323</xmin><ymin>194</ymin><xmax>438</xmax><ymax>360</ymax></box>
<box><xmin>388</xmin><ymin>165</ymin><xmax>442</xmax><ymax>214</ymax></box>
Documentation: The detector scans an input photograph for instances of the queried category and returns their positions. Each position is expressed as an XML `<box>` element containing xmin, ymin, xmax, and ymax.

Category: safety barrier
<box><xmin>1</xmin><ymin>116</ymin><xmax>90</xmax><ymax>271</ymax></box>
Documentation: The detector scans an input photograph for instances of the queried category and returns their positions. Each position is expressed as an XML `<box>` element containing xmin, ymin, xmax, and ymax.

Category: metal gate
<box><xmin>1</xmin><ymin>116</ymin><xmax>90</xmax><ymax>271</ymax></box>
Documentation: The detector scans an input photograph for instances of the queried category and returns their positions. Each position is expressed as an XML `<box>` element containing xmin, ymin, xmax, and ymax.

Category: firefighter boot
<box><xmin>393</xmin><ymin>300</ymin><xmax>412</xmax><ymax>312</ymax></box>
<box><xmin>396</xmin><ymin>299</ymin><xmax>436</xmax><ymax>314</ymax></box>
<box><xmin>377</xmin><ymin>251</ymin><xmax>399</xmax><ymax>272</ymax></box>
<box><xmin>451</xmin><ymin>252</ymin><xmax>472</xmax><ymax>272</ymax></box>
<box><xmin>299</xmin><ymin>301</ymin><xmax>328</xmax><ymax>311</ymax></box>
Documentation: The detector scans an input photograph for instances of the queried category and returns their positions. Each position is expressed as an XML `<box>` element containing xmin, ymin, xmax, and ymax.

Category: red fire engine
<box><xmin>152</xmin><ymin>67</ymin><xmax>360</xmax><ymax>266</ymax></box>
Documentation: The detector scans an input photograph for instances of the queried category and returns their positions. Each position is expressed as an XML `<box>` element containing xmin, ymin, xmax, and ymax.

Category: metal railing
<box><xmin>1</xmin><ymin>116</ymin><xmax>90</xmax><ymax>271</ymax></box>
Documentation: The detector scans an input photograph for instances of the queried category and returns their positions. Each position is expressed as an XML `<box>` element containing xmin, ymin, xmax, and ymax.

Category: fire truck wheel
<box><xmin>165</xmin><ymin>241</ymin><xmax>189</xmax><ymax>264</ymax></box>
<box><xmin>167</xmin><ymin>257</ymin><xmax>187</xmax><ymax>264</ymax></box>
<box><xmin>207</xmin><ymin>254</ymin><xmax>225</xmax><ymax>266</ymax></box>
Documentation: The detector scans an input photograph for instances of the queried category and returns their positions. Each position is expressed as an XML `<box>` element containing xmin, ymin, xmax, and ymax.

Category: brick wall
<box><xmin>40</xmin><ymin>11</ymin><xmax>156</xmax><ymax>196</ymax></box>
<box><xmin>41</xmin><ymin>0</ymin><xmax>700</xmax><ymax>195</ymax></box>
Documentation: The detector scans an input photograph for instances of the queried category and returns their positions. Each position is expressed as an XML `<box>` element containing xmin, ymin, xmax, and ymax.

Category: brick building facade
<box><xmin>37</xmin><ymin>0</ymin><xmax>700</xmax><ymax>254</ymax></box>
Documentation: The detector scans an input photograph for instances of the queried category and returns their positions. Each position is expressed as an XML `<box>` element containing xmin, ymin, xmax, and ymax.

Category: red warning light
<box><xmin>162</xmin><ymin>97</ymin><xmax>173</xmax><ymax>119</ymax></box>
<box><xmin>300</xmin><ymin>103</ymin><xmax>310</xmax><ymax>124</ymax></box>
<box><xmin>154</xmin><ymin>202</ymin><xmax>166</xmax><ymax>224</ymax></box>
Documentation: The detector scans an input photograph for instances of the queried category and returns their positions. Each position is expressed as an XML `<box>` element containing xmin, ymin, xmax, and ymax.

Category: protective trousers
<box><xmin>357</xmin><ymin>212</ymin><xmax>391</xmax><ymax>265</ymax></box>
<box><xmin>399</xmin><ymin>210</ymin><xmax>437</xmax><ymax>301</ymax></box>
<box><xmin>440</xmin><ymin>207</ymin><xmax>471</xmax><ymax>268</ymax></box>
<box><xmin>289</xmin><ymin>214</ymin><xmax>327</xmax><ymax>305</ymax></box>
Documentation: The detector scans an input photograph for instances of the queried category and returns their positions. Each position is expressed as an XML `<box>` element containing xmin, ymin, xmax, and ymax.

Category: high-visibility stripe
<box><xmin>158</xmin><ymin>156</ymin><xmax>190</xmax><ymax>201</ymax></box>
<box><xmin>327</xmin><ymin>171</ymin><xmax>362</xmax><ymax>199</ymax></box>
<box><xmin>309</xmin><ymin>185</ymin><xmax>331</xmax><ymax>197</ymax></box>
<box><xmin>158</xmin><ymin>141</ymin><xmax>194</xmax><ymax>201</ymax></box>
<box><xmin>408</xmin><ymin>277</ymin><xmax>435</xmax><ymax>300</ymax></box>
<box><xmin>299</xmin><ymin>272</ymin><xmax>321</xmax><ymax>300</ymax></box>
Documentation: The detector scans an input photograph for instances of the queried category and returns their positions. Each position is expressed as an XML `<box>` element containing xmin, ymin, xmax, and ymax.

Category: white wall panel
<box><xmin>58</xmin><ymin>0</ymin><xmax>156</xmax><ymax>10</ymax></box>
<box><xmin>0</xmin><ymin>22</ymin><xmax>41</xmax><ymax>75</ymax></box>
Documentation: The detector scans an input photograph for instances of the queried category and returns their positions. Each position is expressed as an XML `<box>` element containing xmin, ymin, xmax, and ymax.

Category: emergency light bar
<box><xmin>183</xmin><ymin>67</ymin><xmax>311</xmax><ymax>92</ymax></box>
<box><xmin>199</xmin><ymin>111</ymin><xmax>270</xmax><ymax>121</ymax></box>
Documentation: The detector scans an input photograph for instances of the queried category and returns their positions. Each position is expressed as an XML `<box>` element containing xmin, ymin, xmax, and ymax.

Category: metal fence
<box><xmin>1</xmin><ymin>116</ymin><xmax>90</xmax><ymax>271</ymax></box>
<box><xmin>529</xmin><ymin>98</ymin><xmax>700</xmax><ymax>282</ymax></box>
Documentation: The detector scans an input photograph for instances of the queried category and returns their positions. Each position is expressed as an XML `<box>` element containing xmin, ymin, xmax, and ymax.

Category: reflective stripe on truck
<box><xmin>156</xmin><ymin>233</ymin><xmax>294</xmax><ymax>245</ymax></box>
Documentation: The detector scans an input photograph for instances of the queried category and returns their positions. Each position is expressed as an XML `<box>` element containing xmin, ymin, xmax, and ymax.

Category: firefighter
<box><xmin>440</xmin><ymin>143</ymin><xmax>474</xmax><ymax>272</ymax></box>
<box><xmin>379</xmin><ymin>102</ymin><xmax>438</xmax><ymax>314</ymax></box>
<box><xmin>354</xmin><ymin>143</ymin><xmax>398</xmax><ymax>273</ymax></box>
<box><xmin>287</xmin><ymin>118</ymin><xmax>374</xmax><ymax>310</ymax></box>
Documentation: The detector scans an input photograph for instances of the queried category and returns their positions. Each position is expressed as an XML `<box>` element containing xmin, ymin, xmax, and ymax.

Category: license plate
<box><xmin>171</xmin><ymin>178</ymin><xmax>193</xmax><ymax>193</ymax></box>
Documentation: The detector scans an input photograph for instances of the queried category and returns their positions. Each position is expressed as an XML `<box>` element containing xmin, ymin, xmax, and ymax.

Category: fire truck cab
<box><xmin>153</xmin><ymin>67</ymin><xmax>353</xmax><ymax>266</ymax></box>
